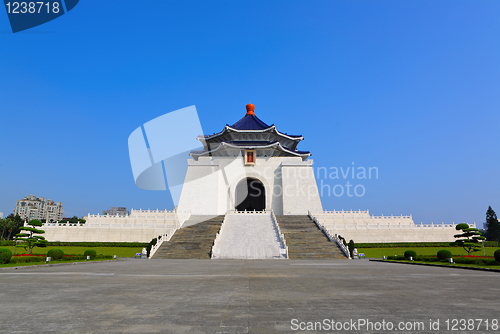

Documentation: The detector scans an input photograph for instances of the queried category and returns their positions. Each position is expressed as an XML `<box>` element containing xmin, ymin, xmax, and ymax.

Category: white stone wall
<box><xmin>177</xmin><ymin>156</ymin><xmax>323</xmax><ymax>215</ymax></box>
<box><xmin>42</xmin><ymin>210</ymin><xmax>189</xmax><ymax>242</ymax></box>
<box><xmin>310</xmin><ymin>211</ymin><xmax>474</xmax><ymax>243</ymax></box>
<box><xmin>281</xmin><ymin>161</ymin><xmax>323</xmax><ymax>215</ymax></box>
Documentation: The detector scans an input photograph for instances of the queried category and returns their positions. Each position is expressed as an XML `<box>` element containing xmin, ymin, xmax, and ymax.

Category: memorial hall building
<box><xmin>41</xmin><ymin>104</ymin><xmax>468</xmax><ymax>258</ymax></box>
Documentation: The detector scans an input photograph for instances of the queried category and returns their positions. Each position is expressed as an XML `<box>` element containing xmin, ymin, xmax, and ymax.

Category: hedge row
<box><xmin>9</xmin><ymin>254</ymin><xmax>113</xmax><ymax>264</ymax></box>
<box><xmin>0</xmin><ymin>241</ymin><xmax>148</xmax><ymax>247</ymax></box>
<box><xmin>390</xmin><ymin>255</ymin><xmax>498</xmax><ymax>265</ymax></box>
<box><xmin>356</xmin><ymin>241</ymin><xmax>500</xmax><ymax>248</ymax></box>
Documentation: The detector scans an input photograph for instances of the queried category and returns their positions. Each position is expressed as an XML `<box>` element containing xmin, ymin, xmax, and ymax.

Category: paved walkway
<box><xmin>0</xmin><ymin>260</ymin><xmax>498</xmax><ymax>333</ymax></box>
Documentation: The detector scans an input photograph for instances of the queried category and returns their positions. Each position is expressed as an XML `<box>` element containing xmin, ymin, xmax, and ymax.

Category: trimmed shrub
<box><xmin>348</xmin><ymin>240</ymin><xmax>355</xmax><ymax>258</ymax></box>
<box><xmin>83</xmin><ymin>249</ymin><xmax>97</xmax><ymax>259</ymax></box>
<box><xmin>404</xmin><ymin>250</ymin><xmax>417</xmax><ymax>259</ymax></box>
<box><xmin>146</xmin><ymin>237</ymin><xmax>157</xmax><ymax>257</ymax></box>
<box><xmin>0</xmin><ymin>248</ymin><xmax>13</xmax><ymax>264</ymax></box>
<box><xmin>437</xmin><ymin>249</ymin><xmax>452</xmax><ymax>260</ymax></box>
<box><xmin>47</xmin><ymin>249</ymin><xmax>64</xmax><ymax>260</ymax></box>
<box><xmin>494</xmin><ymin>249</ymin><xmax>500</xmax><ymax>263</ymax></box>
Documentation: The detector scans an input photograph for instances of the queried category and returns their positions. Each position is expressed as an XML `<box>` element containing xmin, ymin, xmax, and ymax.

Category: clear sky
<box><xmin>0</xmin><ymin>0</ymin><xmax>499</xmax><ymax>225</ymax></box>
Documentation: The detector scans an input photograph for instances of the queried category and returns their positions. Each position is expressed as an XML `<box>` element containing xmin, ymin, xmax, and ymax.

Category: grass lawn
<box><xmin>1</xmin><ymin>246</ymin><xmax>145</xmax><ymax>258</ymax></box>
<box><xmin>356</xmin><ymin>246</ymin><xmax>499</xmax><ymax>258</ymax></box>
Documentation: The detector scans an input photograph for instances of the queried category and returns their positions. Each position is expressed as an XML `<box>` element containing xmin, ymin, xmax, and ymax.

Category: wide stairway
<box><xmin>275</xmin><ymin>215</ymin><xmax>346</xmax><ymax>259</ymax></box>
<box><xmin>152</xmin><ymin>216</ymin><xmax>224</xmax><ymax>259</ymax></box>
<box><xmin>213</xmin><ymin>213</ymin><xmax>285</xmax><ymax>259</ymax></box>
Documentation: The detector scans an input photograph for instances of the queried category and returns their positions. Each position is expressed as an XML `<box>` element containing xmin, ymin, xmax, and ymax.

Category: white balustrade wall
<box><xmin>42</xmin><ymin>210</ymin><xmax>191</xmax><ymax>243</ymax></box>
<box><xmin>309</xmin><ymin>210</ymin><xmax>475</xmax><ymax>243</ymax></box>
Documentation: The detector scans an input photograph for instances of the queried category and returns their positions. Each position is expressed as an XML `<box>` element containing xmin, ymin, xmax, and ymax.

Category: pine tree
<box><xmin>485</xmin><ymin>206</ymin><xmax>500</xmax><ymax>242</ymax></box>
<box><xmin>452</xmin><ymin>223</ymin><xmax>486</xmax><ymax>255</ymax></box>
<box><xmin>15</xmin><ymin>219</ymin><xmax>48</xmax><ymax>254</ymax></box>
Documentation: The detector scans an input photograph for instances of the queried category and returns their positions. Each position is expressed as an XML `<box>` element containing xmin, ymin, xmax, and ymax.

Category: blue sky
<box><xmin>0</xmin><ymin>0</ymin><xmax>498</xmax><ymax>225</ymax></box>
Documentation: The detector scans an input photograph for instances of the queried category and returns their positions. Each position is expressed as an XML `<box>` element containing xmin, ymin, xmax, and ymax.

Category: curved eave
<box><xmin>190</xmin><ymin>141</ymin><xmax>310</xmax><ymax>160</ymax></box>
<box><xmin>198</xmin><ymin>125</ymin><xmax>304</xmax><ymax>142</ymax></box>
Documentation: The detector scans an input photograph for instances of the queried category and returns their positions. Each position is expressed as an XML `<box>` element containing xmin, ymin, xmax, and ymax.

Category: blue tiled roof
<box><xmin>229</xmin><ymin>114</ymin><xmax>271</xmax><ymax>130</ymax></box>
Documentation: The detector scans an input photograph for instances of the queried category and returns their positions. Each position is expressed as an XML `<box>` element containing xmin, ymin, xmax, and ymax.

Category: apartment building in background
<box><xmin>14</xmin><ymin>194</ymin><xmax>64</xmax><ymax>222</ymax></box>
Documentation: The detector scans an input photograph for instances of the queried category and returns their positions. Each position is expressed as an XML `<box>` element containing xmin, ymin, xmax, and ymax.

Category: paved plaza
<box><xmin>0</xmin><ymin>259</ymin><xmax>498</xmax><ymax>333</ymax></box>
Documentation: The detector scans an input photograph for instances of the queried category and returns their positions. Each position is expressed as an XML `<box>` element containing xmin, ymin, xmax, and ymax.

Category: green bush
<box><xmin>47</xmin><ymin>249</ymin><xmax>64</xmax><ymax>260</ymax></box>
<box><xmin>84</xmin><ymin>249</ymin><xmax>97</xmax><ymax>259</ymax></box>
<box><xmin>0</xmin><ymin>248</ymin><xmax>13</xmax><ymax>264</ymax></box>
<box><xmin>494</xmin><ymin>249</ymin><xmax>500</xmax><ymax>263</ymax></box>
<box><xmin>437</xmin><ymin>249</ymin><xmax>452</xmax><ymax>260</ymax></box>
<box><xmin>404</xmin><ymin>250</ymin><xmax>417</xmax><ymax>259</ymax></box>
<box><xmin>348</xmin><ymin>240</ymin><xmax>355</xmax><ymax>258</ymax></box>
<box><xmin>10</xmin><ymin>256</ymin><xmax>45</xmax><ymax>264</ymax></box>
<box><xmin>146</xmin><ymin>237</ymin><xmax>158</xmax><ymax>257</ymax></box>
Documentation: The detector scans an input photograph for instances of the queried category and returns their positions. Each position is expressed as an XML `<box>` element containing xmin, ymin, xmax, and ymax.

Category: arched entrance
<box><xmin>235</xmin><ymin>178</ymin><xmax>265</xmax><ymax>211</ymax></box>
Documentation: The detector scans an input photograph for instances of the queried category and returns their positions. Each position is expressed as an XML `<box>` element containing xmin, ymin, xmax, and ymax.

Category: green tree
<box><xmin>485</xmin><ymin>206</ymin><xmax>499</xmax><ymax>242</ymax></box>
<box><xmin>451</xmin><ymin>223</ymin><xmax>485</xmax><ymax>255</ymax></box>
<box><xmin>0</xmin><ymin>219</ymin><xmax>6</xmax><ymax>240</ymax></box>
<box><xmin>5</xmin><ymin>214</ymin><xmax>24</xmax><ymax>240</ymax></box>
<box><xmin>4</xmin><ymin>219</ymin><xmax>17</xmax><ymax>241</ymax></box>
<box><xmin>15</xmin><ymin>219</ymin><xmax>48</xmax><ymax>254</ymax></box>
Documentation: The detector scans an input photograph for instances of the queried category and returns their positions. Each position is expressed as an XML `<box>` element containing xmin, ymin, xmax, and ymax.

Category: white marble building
<box><xmin>177</xmin><ymin>103</ymin><xmax>323</xmax><ymax>215</ymax></box>
<box><xmin>43</xmin><ymin>104</ymin><xmax>464</xmax><ymax>243</ymax></box>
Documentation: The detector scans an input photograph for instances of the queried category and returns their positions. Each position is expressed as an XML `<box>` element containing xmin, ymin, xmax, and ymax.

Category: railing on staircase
<box><xmin>210</xmin><ymin>213</ymin><xmax>229</xmax><ymax>259</ymax></box>
<box><xmin>309</xmin><ymin>211</ymin><xmax>351</xmax><ymax>259</ymax></box>
<box><xmin>148</xmin><ymin>212</ymin><xmax>191</xmax><ymax>259</ymax></box>
<box><xmin>270</xmin><ymin>211</ymin><xmax>288</xmax><ymax>259</ymax></box>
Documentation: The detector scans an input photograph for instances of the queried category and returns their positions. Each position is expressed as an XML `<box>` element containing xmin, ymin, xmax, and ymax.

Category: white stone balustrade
<box><xmin>309</xmin><ymin>210</ymin><xmax>476</xmax><ymax>243</ymax></box>
<box><xmin>41</xmin><ymin>210</ymin><xmax>191</xmax><ymax>243</ymax></box>
<box><xmin>309</xmin><ymin>211</ymin><xmax>350</xmax><ymax>259</ymax></box>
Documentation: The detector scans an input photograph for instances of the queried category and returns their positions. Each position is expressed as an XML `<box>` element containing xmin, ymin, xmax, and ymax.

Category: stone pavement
<box><xmin>0</xmin><ymin>259</ymin><xmax>498</xmax><ymax>333</ymax></box>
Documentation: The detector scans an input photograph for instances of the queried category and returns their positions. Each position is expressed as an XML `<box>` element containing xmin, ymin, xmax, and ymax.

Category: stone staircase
<box><xmin>213</xmin><ymin>213</ymin><xmax>285</xmax><ymax>259</ymax></box>
<box><xmin>275</xmin><ymin>215</ymin><xmax>346</xmax><ymax>259</ymax></box>
<box><xmin>152</xmin><ymin>216</ymin><xmax>224</xmax><ymax>259</ymax></box>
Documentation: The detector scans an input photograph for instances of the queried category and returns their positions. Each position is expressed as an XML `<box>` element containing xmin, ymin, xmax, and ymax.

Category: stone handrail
<box><xmin>270</xmin><ymin>210</ymin><xmax>288</xmax><ymax>259</ymax></box>
<box><xmin>148</xmin><ymin>212</ymin><xmax>191</xmax><ymax>259</ymax></box>
<box><xmin>314</xmin><ymin>222</ymin><xmax>476</xmax><ymax>230</ymax></box>
<box><xmin>226</xmin><ymin>209</ymin><xmax>270</xmax><ymax>214</ymax></box>
<box><xmin>309</xmin><ymin>211</ymin><xmax>351</xmax><ymax>259</ymax></box>
<box><xmin>211</xmin><ymin>213</ymin><xmax>230</xmax><ymax>259</ymax></box>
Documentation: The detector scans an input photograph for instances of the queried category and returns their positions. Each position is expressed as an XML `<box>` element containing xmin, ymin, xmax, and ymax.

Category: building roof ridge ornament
<box><xmin>246</xmin><ymin>103</ymin><xmax>255</xmax><ymax>116</ymax></box>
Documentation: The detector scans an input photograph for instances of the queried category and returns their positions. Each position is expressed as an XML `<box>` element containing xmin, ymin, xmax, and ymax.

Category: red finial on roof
<box><xmin>246</xmin><ymin>103</ymin><xmax>255</xmax><ymax>116</ymax></box>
